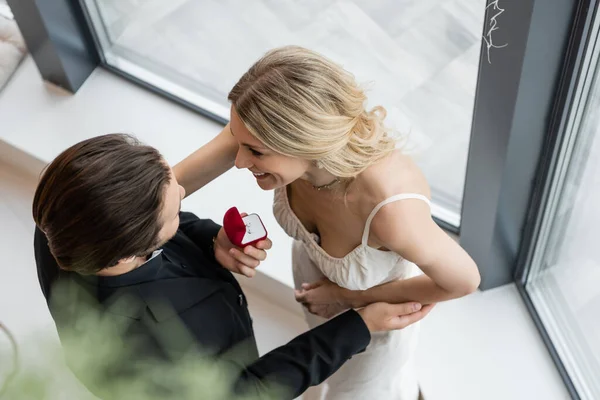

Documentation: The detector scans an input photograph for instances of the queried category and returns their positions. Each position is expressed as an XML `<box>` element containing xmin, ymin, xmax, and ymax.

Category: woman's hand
<box><xmin>294</xmin><ymin>278</ymin><xmax>353</xmax><ymax>318</ymax></box>
<box><xmin>213</xmin><ymin>212</ymin><xmax>272</xmax><ymax>277</ymax></box>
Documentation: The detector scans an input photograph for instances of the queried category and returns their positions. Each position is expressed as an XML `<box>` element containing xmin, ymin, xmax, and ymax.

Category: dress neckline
<box><xmin>281</xmin><ymin>186</ymin><xmax>367</xmax><ymax>262</ymax></box>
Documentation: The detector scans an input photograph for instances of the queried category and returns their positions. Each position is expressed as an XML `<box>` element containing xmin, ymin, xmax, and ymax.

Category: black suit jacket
<box><xmin>34</xmin><ymin>212</ymin><xmax>370</xmax><ymax>399</ymax></box>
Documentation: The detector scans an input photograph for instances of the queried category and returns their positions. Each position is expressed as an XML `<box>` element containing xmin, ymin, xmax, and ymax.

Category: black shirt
<box><xmin>35</xmin><ymin>212</ymin><xmax>371</xmax><ymax>399</ymax></box>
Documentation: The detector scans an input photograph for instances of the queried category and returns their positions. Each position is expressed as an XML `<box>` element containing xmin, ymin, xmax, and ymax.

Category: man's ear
<box><xmin>117</xmin><ymin>255</ymin><xmax>137</xmax><ymax>265</ymax></box>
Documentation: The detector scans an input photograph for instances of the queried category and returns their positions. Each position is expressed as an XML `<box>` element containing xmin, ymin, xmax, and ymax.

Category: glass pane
<box><xmin>526</xmin><ymin>19</ymin><xmax>600</xmax><ymax>399</ymax></box>
<box><xmin>83</xmin><ymin>0</ymin><xmax>488</xmax><ymax>225</ymax></box>
<box><xmin>0</xmin><ymin>0</ymin><xmax>13</xmax><ymax>20</ymax></box>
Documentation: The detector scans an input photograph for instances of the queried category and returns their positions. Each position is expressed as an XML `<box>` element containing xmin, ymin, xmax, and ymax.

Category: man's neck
<box><xmin>95</xmin><ymin>255</ymin><xmax>149</xmax><ymax>277</ymax></box>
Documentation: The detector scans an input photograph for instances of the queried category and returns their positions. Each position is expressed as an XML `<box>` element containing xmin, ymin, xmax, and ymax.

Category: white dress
<box><xmin>273</xmin><ymin>188</ymin><xmax>430</xmax><ymax>400</ymax></box>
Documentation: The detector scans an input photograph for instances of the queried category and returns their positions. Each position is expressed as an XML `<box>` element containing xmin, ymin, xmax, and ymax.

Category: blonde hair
<box><xmin>228</xmin><ymin>46</ymin><xmax>396</xmax><ymax>178</ymax></box>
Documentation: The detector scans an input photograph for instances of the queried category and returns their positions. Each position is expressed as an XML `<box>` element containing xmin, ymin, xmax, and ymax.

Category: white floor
<box><xmin>0</xmin><ymin>158</ymin><xmax>569</xmax><ymax>399</ymax></box>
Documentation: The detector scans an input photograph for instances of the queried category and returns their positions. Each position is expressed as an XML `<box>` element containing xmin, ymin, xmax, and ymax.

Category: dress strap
<box><xmin>361</xmin><ymin>194</ymin><xmax>431</xmax><ymax>246</ymax></box>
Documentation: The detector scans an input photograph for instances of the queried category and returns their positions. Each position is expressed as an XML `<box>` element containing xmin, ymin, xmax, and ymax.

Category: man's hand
<box><xmin>213</xmin><ymin>213</ymin><xmax>272</xmax><ymax>277</ymax></box>
<box><xmin>357</xmin><ymin>302</ymin><xmax>435</xmax><ymax>333</ymax></box>
<box><xmin>294</xmin><ymin>278</ymin><xmax>351</xmax><ymax>318</ymax></box>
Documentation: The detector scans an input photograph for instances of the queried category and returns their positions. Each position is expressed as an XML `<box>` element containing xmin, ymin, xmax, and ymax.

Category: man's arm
<box><xmin>234</xmin><ymin>309</ymin><xmax>369</xmax><ymax>398</ymax></box>
<box><xmin>233</xmin><ymin>302</ymin><xmax>431</xmax><ymax>399</ymax></box>
<box><xmin>177</xmin><ymin>211</ymin><xmax>222</xmax><ymax>258</ymax></box>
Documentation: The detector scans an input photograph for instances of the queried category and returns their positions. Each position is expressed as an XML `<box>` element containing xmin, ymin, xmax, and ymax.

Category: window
<box><xmin>82</xmin><ymin>0</ymin><xmax>489</xmax><ymax>228</ymax></box>
<box><xmin>522</xmin><ymin>9</ymin><xmax>600</xmax><ymax>399</ymax></box>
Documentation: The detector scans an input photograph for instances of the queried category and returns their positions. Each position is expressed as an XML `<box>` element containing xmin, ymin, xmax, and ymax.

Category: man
<box><xmin>33</xmin><ymin>134</ymin><xmax>431</xmax><ymax>399</ymax></box>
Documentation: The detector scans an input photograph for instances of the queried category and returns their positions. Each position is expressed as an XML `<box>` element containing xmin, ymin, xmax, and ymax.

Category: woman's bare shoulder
<box><xmin>358</xmin><ymin>150</ymin><xmax>431</xmax><ymax>201</ymax></box>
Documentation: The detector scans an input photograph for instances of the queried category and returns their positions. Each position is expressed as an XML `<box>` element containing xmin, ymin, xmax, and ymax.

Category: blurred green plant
<box><xmin>0</xmin><ymin>321</ymin><xmax>18</xmax><ymax>398</ymax></box>
<box><xmin>0</xmin><ymin>281</ymin><xmax>289</xmax><ymax>400</ymax></box>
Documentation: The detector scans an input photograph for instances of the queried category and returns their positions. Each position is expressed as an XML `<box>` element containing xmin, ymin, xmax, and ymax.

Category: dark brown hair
<box><xmin>32</xmin><ymin>134</ymin><xmax>171</xmax><ymax>274</ymax></box>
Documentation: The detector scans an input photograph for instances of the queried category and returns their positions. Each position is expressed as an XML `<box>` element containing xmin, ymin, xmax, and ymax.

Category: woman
<box><xmin>175</xmin><ymin>46</ymin><xmax>480</xmax><ymax>399</ymax></box>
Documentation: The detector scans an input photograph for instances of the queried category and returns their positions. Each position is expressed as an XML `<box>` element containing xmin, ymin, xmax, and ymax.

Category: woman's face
<box><xmin>230</xmin><ymin>106</ymin><xmax>311</xmax><ymax>190</ymax></box>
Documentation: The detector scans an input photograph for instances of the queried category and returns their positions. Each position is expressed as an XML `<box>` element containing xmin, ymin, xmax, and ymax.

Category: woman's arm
<box><xmin>353</xmin><ymin>199</ymin><xmax>480</xmax><ymax>306</ymax></box>
<box><xmin>173</xmin><ymin>123</ymin><xmax>238</xmax><ymax>197</ymax></box>
<box><xmin>295</xmin><ymin>200</ymin><xmax>480</xmax><ymax>313</ymax></box>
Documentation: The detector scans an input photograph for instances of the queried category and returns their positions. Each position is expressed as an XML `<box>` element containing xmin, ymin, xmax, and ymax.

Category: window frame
<box><xmin>514</xmin><ymin>1</ymin><xmax>600</xmax><ymax>399</ymax></box>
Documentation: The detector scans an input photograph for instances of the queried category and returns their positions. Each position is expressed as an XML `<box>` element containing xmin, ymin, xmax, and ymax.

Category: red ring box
<box><xmin>223</xmin><ymin>207</ymin><xmax>268</xmax><ymax>248</ymax></box>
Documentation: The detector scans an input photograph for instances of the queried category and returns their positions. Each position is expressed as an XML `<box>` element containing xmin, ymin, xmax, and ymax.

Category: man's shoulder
<box><xmin>178</xmin><ymin>211</ymin><xmax>201</xmax><ymax>224</ymax></box>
